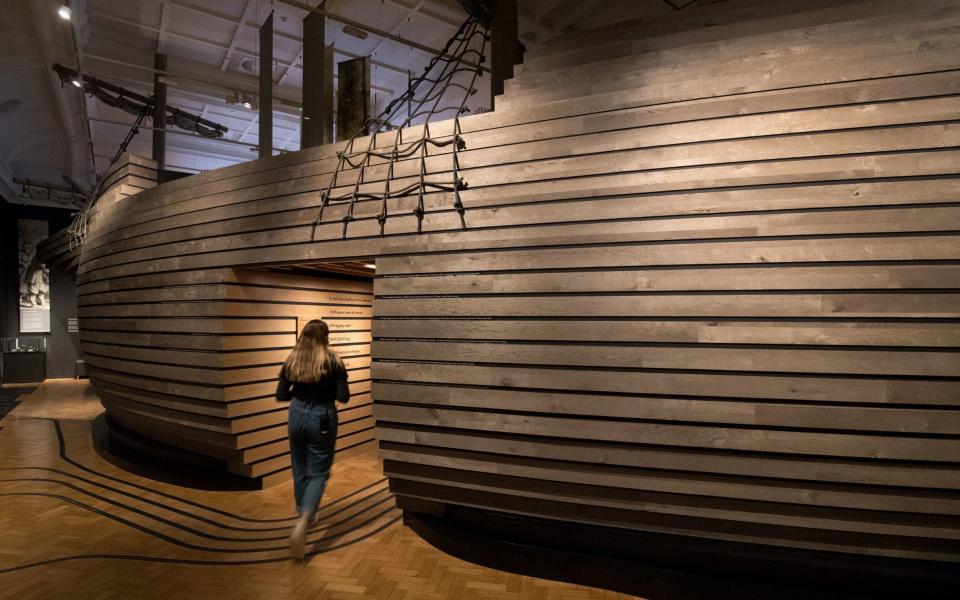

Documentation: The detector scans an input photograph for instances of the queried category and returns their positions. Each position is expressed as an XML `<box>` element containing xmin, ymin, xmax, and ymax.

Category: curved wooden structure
<box><xmin>42</xmin><ymin>0</ymin><xmax>960</xmax><ymax>571</ymax></box>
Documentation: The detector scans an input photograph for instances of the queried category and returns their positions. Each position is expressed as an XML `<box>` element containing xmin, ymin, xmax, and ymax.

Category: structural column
<box><xmin>301</xmin><ymin>3</ymin><xmax>334</xmax><ymax>148</ymax></box>
<box><xmin>259</xmin><ymin>11</ymin><xmax>274</xmax><ymax>159</ymax></box>
<box><xmin>336</xmin><ymin>57</ymin><xmax>371</xmax><ymax>141</ymax></box>
<box><xmin>151</xmin><ymin>53</ymin><xmax>167</xmax><ymax>170</ymax></box>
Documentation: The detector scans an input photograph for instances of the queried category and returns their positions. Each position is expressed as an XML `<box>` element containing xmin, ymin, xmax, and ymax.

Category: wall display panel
<box><xmin>17</xmin><ymin>219</ymin><xmax>50</xmax><ymax>333</ymax></box>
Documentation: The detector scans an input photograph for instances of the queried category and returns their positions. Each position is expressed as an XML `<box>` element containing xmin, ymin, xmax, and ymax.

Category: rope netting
<box><xmin>68</xmin><ymin>97</ymin><xmax>155</xmax><ymax>250</ymax></box>
<box><xmin>313</xmin><ymin>13</ymin><xmax>490</xmax><ymax>239</ymax></box>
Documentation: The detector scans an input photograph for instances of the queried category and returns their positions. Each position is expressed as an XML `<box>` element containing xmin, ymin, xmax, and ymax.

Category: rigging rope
<box><xmin>312</xmin><ymin>13</ymin><xmax>489</xmax><ymax>239</ymax></box>
<box><xmin>68</xmin><ymin>97</ymin><xmax>155</xmax><ymax>250</ymax></box>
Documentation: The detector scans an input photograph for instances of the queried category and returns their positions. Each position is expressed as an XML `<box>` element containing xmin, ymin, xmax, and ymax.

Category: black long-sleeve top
<box><xmin>276</xmin><ymin>359</ymin><xmax>350</xmax><ymax>404</ymax></box>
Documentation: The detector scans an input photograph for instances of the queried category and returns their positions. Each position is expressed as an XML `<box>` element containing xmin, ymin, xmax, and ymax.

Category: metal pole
<box><xmin>259</xmin><ymin>11</ymin><xmax>273</xmax><ymax>159</ymax></box>
<box><xmin>152</xmin><ymin>53</ymin><xmax>168</xmax><ymax>170</ymax></box>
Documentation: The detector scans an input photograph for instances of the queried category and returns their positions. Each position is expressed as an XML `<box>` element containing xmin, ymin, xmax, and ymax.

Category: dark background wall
<box><xmin>1</xmin><ymin>198</ymin><xmax>80</xmax><ymax>379</ymax></box>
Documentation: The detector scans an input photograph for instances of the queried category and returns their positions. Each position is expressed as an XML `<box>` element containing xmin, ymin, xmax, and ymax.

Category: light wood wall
<box><xmin>66</xmin><ymin>0</ymin><xmax>960</xmax><ymax>560</ymax></box>
<box><xmin>80</xmin><ymin>268</ymin><xmax>373</xmax><ymax>484</ymax></box>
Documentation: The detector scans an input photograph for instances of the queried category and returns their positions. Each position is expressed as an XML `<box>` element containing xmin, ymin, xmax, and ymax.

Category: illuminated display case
<box><xmin>2</xmin><ymin>336</ymin><xmax>48</xmax><ymax>353</ymax></box>
<box><xmin>1</xmin><ymin>336</ymin><xmax>47</xmax><ymax>384</ymax></box>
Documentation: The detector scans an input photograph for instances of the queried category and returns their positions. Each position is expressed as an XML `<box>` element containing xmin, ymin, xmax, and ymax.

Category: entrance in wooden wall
<box><xmin>93</xmin><ymin>260</ymin><xmax>377</xmax><ymax>490</ymax></box>
<box><xmin>237</xmin><ymin>260</ymin><xmax>376</xmax><ymax>485</ymax></box>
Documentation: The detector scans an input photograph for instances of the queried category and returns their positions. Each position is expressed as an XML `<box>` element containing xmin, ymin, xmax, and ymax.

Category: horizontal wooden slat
<box><xmin>372</xmin><ymin>340</ymin><xmax>957</xmax><ymax>377</ymax></box>
<box><xmin>373</xmin><ymin>293</ymin><xmax>959</xmax><ymax>319</ymax></box>
<box><xmin>385</xmin><ymin>474</ymin><xmax>960</xmax><ymax>562</ymax></box>
<box><xmin>372</xmin><ymin>319</ymin><xmax>960</xmax><ymax>347</ymax></box>
<box><xmin>380</xmin><ymin>446</ymin><xmax>960</xmax><ymax>524</ymax></box>
<box><xmin>372</xmin><ymin>362</ymin><xmax>960</xmax><ymax>405</ymax></box>
<box><xmin>375</xmin><ymin>427</ymin><xmax>960</xmax><ymax>489</ymax></box>
<box><xmin>373</xmin><ymin>382</ymin><xmax>960</xmax><ymax>433</ymax></box>
<box><xmin>376</xmin><ymin>234</ymin><xmax>960</xmax><ymax>275</ymax></box>
<box><xmin>374</xmin><ymin>265</ymin><xmax>960</xmax><ymax>295</ymax></box>
<box><xmin>373</xmin><ymin>404</ymin><xmax>960</xmax><ymax>461</ymax></box>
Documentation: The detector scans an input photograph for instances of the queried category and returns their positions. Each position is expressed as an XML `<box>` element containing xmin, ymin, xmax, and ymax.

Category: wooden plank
<box><xmin>372</xmin><ymin>404</ymin><xmax>960</xmax><ymax>461</ymax></box>
<box><xmin>375</xmin><ymin>427</ymin><xmax>960</xmax><ymax>489</ymax></box>
<box><xmin>80</xmin><ymin>331</ymin><xmax>298</xmax><ymax>351</ymax></box>
<box><xmin>224</xmin><ymin>370</ymin><xmax>371</xmax><ymax>402</ymax></box>
<box><xmin>78</xmin><ymin>317</ymin><xmax>296</xmax><ymax>334</ymax></box>
<box><xmin>375</xmin><ymin>234</ymin><xmax>960</xmax><ymax>275</ymax></box>
<box><xmin>371</xmin><ymin>362</ymin><xmax>960</xmax><ymax>406</ymax></box>
<box><xmin>88</xmin><ymin>366</ymin><xmax>223</xmax><ymax>402</ymax></box>
<box><xmin>77</xmin><ymin>302</ymin><xmax>374</xmax><ymax>319</ymax></box>
<box><xmin>384</xmin><ymin>474</ymin><xmax>960</xmax><ymax>561</ymax></box>
<box><xmin>372</xmin><ymin>319</ymin><xmax>960</xmax><ymax>347</ymax></box>
<box><xmin>374</xmin><ymin>265</ymin><xmax>960</xmax><ymax>295</ymax></box>
<box><xmin>373</xmin><ymin>293</ymin><xmax>960</xmax><ymax>319</ymax></box>
<box><xmin>379</xmin><ymin>446</ymin><xmax>960</xmax><ymax>522</ymax></box>
<box><xmin>80</xmin><ymin>284</ymin><xmax>372</xmax><ymax>307</ymax></box>
<box><xmin>372</xmin><ymin>340</ymin><xmax>959</xmax><ymax>377</ymax></box>
<box><xmin>373</xmin><ymin>382</ymin><xmax>960</xmax><ymax>433</ymax></box>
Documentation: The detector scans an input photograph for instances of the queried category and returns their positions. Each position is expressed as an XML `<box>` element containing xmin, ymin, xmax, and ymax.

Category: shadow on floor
<box><xmin>405</xmin><ymin>506</ymin><xmax>958</xmax><ymax>600</ymax></box>
<box><xmin>91</xmin><ymin>414</ymin><xmax>261</xmax><ymax>491</ymax></box>
<box><xmin>0</xmin><ymin>386</ymin><xmax>36</xmax><ymax>424</ymax></box>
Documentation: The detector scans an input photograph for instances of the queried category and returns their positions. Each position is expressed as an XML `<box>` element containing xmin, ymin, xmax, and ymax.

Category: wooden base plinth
<box><xmin>95</xmin><ymin>415</ymin><xmax>263</xmax><ymax>490</ymax></box>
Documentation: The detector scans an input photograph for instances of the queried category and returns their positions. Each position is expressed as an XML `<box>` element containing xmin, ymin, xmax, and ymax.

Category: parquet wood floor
<box><xmin>0</xmin><ymin>380</ymin><xmax>639</xmax><ymax>600</ymax></box>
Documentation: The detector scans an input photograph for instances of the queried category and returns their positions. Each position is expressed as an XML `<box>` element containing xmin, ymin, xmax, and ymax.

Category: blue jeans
<box><xmin>288</xmin><ymin>398</ymin><xmax>338</xmax><ymax>518</ymax></box>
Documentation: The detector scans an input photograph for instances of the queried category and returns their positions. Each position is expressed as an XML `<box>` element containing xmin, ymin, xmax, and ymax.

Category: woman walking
<box><xmin>276</xmin><ymin>319</ymin><xmax>350</xmax><ymax>559</ymax></box>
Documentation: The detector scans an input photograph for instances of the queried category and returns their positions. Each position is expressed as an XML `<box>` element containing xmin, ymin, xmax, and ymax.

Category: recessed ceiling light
<box><xmin>58</xmin><ymin>5</ymin><xmax>72</xmax><ymax>20</ymax></box>
<box><xmin>363</xmin><ymin>263</ymin><xmax>376</xmax><ymax>269</ymax></box>
<box><xmin>241</xmin><ymin>100</ymin><xmax>252</xmax><ymax>109</ymax></box>
<box><xmin>342</xmin><ymin>24</ymin><xmax>368</xmax><ymax>40</ymax></box>
<box><xmin>71</xmin><ymin>78</ymin><xmax>83</xmax><ymax>88</ymax></box>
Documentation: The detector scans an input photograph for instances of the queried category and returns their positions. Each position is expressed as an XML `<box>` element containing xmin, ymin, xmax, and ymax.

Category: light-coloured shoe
<box><xmin>289</xmin><ymin>518</ymin><xmax>308</xmax><ymax>560</ymax></box>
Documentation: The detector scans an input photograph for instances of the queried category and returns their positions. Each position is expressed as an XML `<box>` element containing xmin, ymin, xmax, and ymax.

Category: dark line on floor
<box><xmin>0</xmin><ymin>477</ymin><xmax>393</xmax><ymax>542</ymax></box>
<box><xmin>0</xmin><ymin>464</ymin><xmax>387</xmax><ymax>533</ymax></box>
<box><xmin>0</xmin><ymin>491</ymin><xmax>398</xmax><ymax>554</ymax></box>
<box><xmin>16</xmin><ymin>417</ymin><xmax>387</xmax><ymax>525</ymax></box>
<box><xmin>0</xmin><ymin>515</ymin><xmax>402</xmax><ymax>575</ymax></box>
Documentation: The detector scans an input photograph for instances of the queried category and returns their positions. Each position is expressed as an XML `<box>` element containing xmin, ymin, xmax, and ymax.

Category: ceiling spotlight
<box><xmin>58</xmin><ymin>4</ymin><xmax>72</xmax><ymax>20</ymax></box>
<box><xmin>241</xmin><ymin>100</ymin><xmax>252</xmax><ymax>109</ymax></box>
<box><xmin>342</xmin><ymin>24</ymin><xmax>368</xmax><ymax>40</ymax></box>
<box><xmin>71</xmin><ymin>78</ymin><xmax>83</xmax><ymax>88</ymax></box>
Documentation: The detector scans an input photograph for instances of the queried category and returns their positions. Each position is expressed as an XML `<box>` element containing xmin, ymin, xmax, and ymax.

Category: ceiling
<box><xmin>0</xmin><ymin>0</ymin><xmax>686</xmax><ymax>208</ymax></box>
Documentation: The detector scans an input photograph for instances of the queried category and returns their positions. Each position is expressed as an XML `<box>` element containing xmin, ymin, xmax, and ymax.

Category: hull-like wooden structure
<box><xmin>45</xmin><ymin>0</ymin><xmax>960</xmax><ymax>566</ymax></box>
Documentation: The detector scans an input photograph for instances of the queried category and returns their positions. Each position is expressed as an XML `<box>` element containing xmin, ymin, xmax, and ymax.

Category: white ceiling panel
<box><xmin>2</xmin><ymin>0</ymin><xmax>671</xmax><ymax>201</ymax></box>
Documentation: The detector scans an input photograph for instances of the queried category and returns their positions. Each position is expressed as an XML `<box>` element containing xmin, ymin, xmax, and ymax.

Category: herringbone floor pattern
<box><xmin>0</xmin><ymin>380</ymin><xmax>638</xmax><ymax>599</ymax></box>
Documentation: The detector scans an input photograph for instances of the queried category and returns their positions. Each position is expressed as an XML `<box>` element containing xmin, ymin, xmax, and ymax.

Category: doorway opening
<box><xmin>238</xmin><ymin>260</ymin><xmax>376</xmax><ymax>486</ymax></box>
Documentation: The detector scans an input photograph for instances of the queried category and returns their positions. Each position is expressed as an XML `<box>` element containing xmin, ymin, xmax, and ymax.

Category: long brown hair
<box><xmin>284</xmin><ymin>320</ymin><xmax>342</xmax><ymax>382</ymax></box>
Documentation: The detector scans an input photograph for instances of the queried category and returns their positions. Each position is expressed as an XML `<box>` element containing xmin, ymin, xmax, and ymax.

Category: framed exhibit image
<box><xmin>18</xmin><ymin>219</ymin><xmax>50</xmax><ymax>333</ymax></box>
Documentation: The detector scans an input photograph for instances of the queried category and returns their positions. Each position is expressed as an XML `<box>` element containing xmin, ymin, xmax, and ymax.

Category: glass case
<box><xmin>2</xmin><ymin>336</ymin><xmax>48</xmax><ymax>353</ymax></box>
